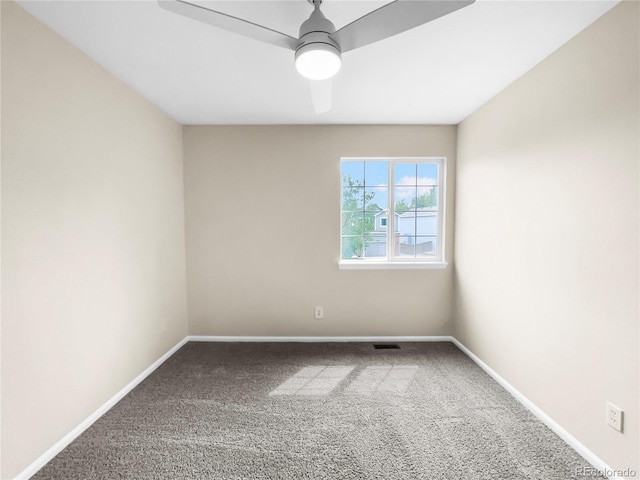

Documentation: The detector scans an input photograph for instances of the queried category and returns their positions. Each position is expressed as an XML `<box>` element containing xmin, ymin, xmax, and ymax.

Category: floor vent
<box><xmin>373</xmin><ymin>344</ymin><xmax>400</xmax><ymax>350</ymax></box>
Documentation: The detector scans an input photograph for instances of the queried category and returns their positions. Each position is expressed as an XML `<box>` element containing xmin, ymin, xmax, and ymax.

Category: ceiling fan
<box><xmin>158</xmin><ymin>0</ymin><xmax>475</xmax><ymax>113</ymax></box>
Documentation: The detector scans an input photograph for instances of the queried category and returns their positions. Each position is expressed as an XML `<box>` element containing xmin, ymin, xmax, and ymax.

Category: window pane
<box><xmin>394</xmin><ymin>163</ymin><xmax>416</xmax><ymax>185</ymax></box>
<box><xmin>342</xmin><ymin>212</ymin><xmax>364</xmax><ymax>236</ymax></box>
<box><xmin>364</xmin><ymin>211</ymin><xmax>377</xmax><ymax>237</ymax></box>
<box><xmin>394</xmin><ymin>186</ymin><xmax>416</xmax><ymax>214</ymax></box>
<box><xmin>342</xmin><ymin>236</ymin><xmax>365</xmax><ymax>259</ymax></box>
<box><xmin>363</xmin><ymin>237</ymin><xmax>386</xmax><ymax>259</ymax></box>
<box><xmin>341</xmin><ymin>186</ymin><xmax>364</xmax><ymax>211</ymax></box>
<box><xmin>415</xmin><ymin>212</ymin><xmax>438</xmax><ymax>236</ymax></box>
<box><xmin>416</xmin><ymin>236</ymin><xmax>437</xmax><ymax>256</ymax></box>
<box><xmin>417</xmin><ymin>164</ymin><xmax>439</xmax><ymax>185</ymax></box>
<box><xmin>341</xmin><ymin>161</ymin><xmax>364</xmax><ymax>186</ymax></box>
<box><xmin>365</xmin><ymin>186</ymin><xmax>388</xmax><ymax>210</ymax></box>
<box><xmin>414</xmin><ymin>186</ymin><xmax>438</xmax><ymax>208</ymax></box>
<box><xmin>395</xmin><ymin>236</ymin><xmax>416</xmax><ymax>257</ymax></box>
<box><xmin>397</xmin><ymin>211</ymin><xmax>416</xmax><ymax>237</ymax></box>
<box><xmin>365</xmin><ymin>161</ymin><xmax>389</xmax><ymax>187</ymax></box>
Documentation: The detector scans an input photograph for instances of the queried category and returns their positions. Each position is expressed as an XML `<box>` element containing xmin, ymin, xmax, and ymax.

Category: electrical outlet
<box><xmin>314</xmin><ymin>306</ymin><xmax>324</xmax><ymax>319</ymax></box>
<box><xmin>607</xmin><ymin>402</ymin><xmax>623</xmax><ymax>432</ymax></box>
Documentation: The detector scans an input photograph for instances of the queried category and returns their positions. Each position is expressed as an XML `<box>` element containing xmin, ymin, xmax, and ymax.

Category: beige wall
<box><xmin>0</xmin><ymin>1</ymin><xmax>3</xmax><ymax>477</ymax></box>
<box><xmin>454</xmin><ymin>1</ymin><xmax>639</xmax><ymax>474</ymax></box>
<box><xmin>1</xmin><ymin>2</ymin><xmax>188</xmax><ymax>478</ymax></box>
<box><xmin>184</xmin><ymin>126</ymin><xmax>456</xmax><ymax>336</ymax></box>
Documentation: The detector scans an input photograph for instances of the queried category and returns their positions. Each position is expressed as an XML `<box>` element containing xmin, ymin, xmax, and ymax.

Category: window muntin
<box><xmin>340</xmin><ymin>158</ymin><xmax>445</xmax><ymax>266</ymax></box>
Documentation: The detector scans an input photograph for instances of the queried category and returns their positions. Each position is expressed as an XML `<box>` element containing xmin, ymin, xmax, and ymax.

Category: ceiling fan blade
<box><xmin>309</xmin><ymin>79</ymin><xmax>332</xmax><ymax>114</ymax></box>
<box><xmin>333</xmin><ymin>0</ymin><xmax>475</xmax><ymax>53</ymax></box>
<box><xmin>158</xmin><ymin>0</ymin><xmax>298</xmax><ymax>51</ymax></box>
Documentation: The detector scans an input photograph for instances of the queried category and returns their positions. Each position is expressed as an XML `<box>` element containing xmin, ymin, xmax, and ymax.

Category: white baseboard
<box><xmin>14</xmin><ymin>336</ymin><xmax>189</xmax><ymax>480</ymax></box>
<box><xmin>450</xmin><ymin>338</ymin><xmax>621</xmax><ymax>480</ymax></box>
<box><xmin>188</xmin><ymin>335</ymin><xmax>455</xmax><ymax>343</ymax></box>
<box><xmin>15</xmin><ymin>335</ymin><xmax>621</xmax><ymax>480</ymax></box>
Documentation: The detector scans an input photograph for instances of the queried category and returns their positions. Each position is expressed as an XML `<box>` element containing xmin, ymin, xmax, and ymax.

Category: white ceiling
<box><xmin>17</xmin><ymin>0</ymin><xmax>618</xmax><ymax>125</ymax></box>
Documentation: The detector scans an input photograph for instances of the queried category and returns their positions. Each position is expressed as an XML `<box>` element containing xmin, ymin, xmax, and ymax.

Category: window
<box><xmin>340</xmin><ymin>158</ymin><xmax>446</xmax><ymax>269</ymax></box>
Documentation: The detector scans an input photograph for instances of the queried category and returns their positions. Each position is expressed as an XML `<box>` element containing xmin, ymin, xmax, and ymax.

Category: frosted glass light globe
<box><xmin>295</xmin><ymin>44</ymin><xmax>341</xmax><ymax>80</ymax></box>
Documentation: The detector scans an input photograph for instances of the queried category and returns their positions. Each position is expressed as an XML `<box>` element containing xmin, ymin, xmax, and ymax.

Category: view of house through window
<box><xmin>340</xmin><ymin>158</ymin><xmax>445</xmax><ymax>265</ymax></box>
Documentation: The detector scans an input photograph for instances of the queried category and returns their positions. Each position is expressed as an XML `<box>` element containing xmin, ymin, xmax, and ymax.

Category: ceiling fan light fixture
<box><xmin>295</xmin><ymin>42</ymin><xmax>342</xmax><ymax>80</ymax></box>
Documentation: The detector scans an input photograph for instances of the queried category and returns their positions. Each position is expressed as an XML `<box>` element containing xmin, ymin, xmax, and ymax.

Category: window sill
<box><xmin>338</xmin><ymin>261</ymin><xmax>448</xmax><ymax>270</ymax></box>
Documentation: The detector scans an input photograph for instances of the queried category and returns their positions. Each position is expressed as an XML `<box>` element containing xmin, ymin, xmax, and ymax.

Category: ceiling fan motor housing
<box><xmin>294</xmin><ymin>2</ymin><xmax>342</xmax><ymax>79</ymax></box>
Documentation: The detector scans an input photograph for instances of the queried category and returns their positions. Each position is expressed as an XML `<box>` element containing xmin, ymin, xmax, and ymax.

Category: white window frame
<box><xmin>339</xmin><ymin>157</ymin><xmax>447</xmax><ymax>270</ymax></box>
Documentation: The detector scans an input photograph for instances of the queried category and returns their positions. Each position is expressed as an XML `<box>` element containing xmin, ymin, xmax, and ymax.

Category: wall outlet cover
<box><xmin>606</xmin><ymin>402</ymin><xmax>623</xmax><ymax>432</ymax></box>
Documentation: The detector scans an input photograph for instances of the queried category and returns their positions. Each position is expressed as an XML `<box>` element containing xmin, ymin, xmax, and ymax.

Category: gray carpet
<box><xmin>32</xmin><ymin>342</ymin><xmax>605</xmax><ymax>479</ymax></box>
